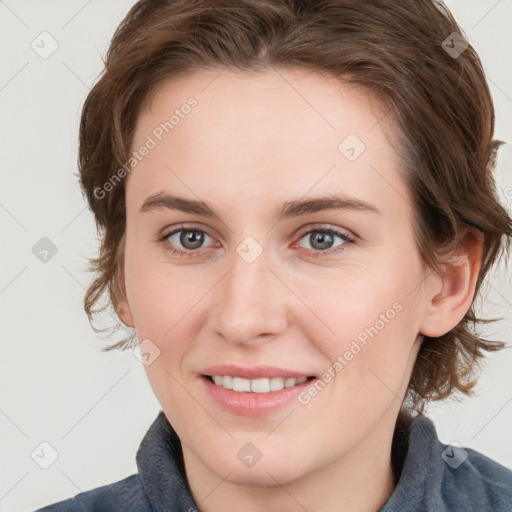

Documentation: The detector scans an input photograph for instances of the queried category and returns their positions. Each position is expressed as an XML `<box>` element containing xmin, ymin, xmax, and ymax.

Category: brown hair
<box><xmin>78</xmin><ymin>0</ymin><xmax>512</xmax><ymax>413</ymax></box>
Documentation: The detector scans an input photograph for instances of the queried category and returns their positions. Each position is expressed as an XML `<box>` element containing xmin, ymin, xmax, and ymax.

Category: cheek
<box><xmin>295</xmin><ymin>266</ymin><xmax>414</xmax><ymax>350</ymax></box>
<box><xmin>290</xmin><ymin>256</ymin><xmax>422</xmax><ymax>393</ymax></box>
<box><xmin>123</xmin><ymin>248</ymin><xmax>216</xmax><ymax>410</ymax></box>
<box><xmin>124</xmin><ymin>242</ymin><xmax>207</xmax><ymax>339</ymax></box>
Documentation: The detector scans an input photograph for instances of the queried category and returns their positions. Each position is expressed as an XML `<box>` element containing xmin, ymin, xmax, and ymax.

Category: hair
<box><xmin>77</xmin><ymin>0</ymin><xmax>512</xmax><ymax>413</ymax></box>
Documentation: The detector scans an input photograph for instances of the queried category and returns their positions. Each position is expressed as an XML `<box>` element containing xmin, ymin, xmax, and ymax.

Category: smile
<box><xmin>201</xmin><ymin>373</ymin><xmax>317</xmax><ymax>417</ymax></box>
<box><xmin>206</xmin><ymin>375</ymin><xmax>312</xmax><ymax>393</ymax></box>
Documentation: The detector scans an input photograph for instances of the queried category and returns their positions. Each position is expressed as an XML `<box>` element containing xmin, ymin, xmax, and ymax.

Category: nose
<box><xmin>208</xmin><ymin>242</ymin><xmax>291</xmax><ymax>346</ymax></box>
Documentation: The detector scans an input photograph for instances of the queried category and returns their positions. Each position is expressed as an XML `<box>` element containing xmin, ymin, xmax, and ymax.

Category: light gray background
<box><xmin>1</xmin><ymin>1</ymin><xmax>511</xmax><ymax>510</ymax></box>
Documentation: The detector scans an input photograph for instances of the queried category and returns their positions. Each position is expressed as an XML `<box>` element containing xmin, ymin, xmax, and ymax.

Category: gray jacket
<box><xmin>36</xmin><ymin>410</ymin><xmax>512</xmax><ymax>511</ymax></box>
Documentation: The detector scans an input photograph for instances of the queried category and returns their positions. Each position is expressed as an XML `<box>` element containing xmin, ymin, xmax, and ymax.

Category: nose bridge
<box><xmin>211</xmin><ymin>239</ymin><xmax>290</xmax><ymax>344</ymax></box>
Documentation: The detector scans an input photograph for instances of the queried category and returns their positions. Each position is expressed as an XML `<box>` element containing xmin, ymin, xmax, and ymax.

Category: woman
<box><xmin>38</xmin><ymin>0</ymin><xmax>512</xmax><ymax>510</ymax></box>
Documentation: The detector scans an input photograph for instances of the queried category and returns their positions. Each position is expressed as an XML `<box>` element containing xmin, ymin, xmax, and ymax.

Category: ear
<box><xmin>114</xmin><ymin>269</ymin><xmax>135</xmax><ymax>329</ymax></box>
<box><xmin>113</xmin><ymin>231</ymin><xmax>135</xmax><ymax>328</ymax></box>
<box><xmin>419</xmin><ymin>229</ymin><xmax>484</xmax><ymax>338</ymax></box>
<box><xmin>117</xmin><ymin>299</ymin><xmax>135</xmax><ymax>328</ymax></box>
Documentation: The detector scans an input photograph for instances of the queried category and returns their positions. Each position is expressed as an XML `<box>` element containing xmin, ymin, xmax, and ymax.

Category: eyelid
<box><xmin>294</xmin><ymin>223</ymin><xmax>356</xmax><ymax>242</ymax></box>
<box><xmin>161</xmin><ymin>222</ymin><xmax>217</xmax><ymax>239</ymax></box>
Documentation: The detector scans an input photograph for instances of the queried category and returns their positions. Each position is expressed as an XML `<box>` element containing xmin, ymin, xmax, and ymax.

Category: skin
<box><xmin>117</xmin><ymin>67</ymin><xmax>482</xmax><ymax>512</ymax></box>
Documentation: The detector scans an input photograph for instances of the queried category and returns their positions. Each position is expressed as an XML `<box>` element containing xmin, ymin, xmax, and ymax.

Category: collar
<box><xmin>135</xmin><ymin>409</ymin><xmax>436</xmax><ymax>512</ymax></box>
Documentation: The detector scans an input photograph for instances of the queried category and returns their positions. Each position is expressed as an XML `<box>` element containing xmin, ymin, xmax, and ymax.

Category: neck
<box><xmin>182</xmin><ymin>410</ymin><xmax>403</xmax><ymax>512</ymax></box>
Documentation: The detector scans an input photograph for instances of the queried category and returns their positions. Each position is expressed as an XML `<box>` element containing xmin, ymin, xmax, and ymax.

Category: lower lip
<box><xmin>201</xmin><ymin>376</ymin><xmax>316</xmax><ymax>417</ymax></box>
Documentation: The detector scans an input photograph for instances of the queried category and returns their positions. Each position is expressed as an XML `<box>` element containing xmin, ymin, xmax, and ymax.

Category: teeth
<box><xmin>210</xmin><ymin>375</ymin><xmax>308</xmax><ymax>393</ymax></box>
<box><xmin>232</xmin><ymin>377</ymin><xmax>251</xmax><ymax>392</ymax></box>
<box><xmin>270</xmin><ymin>377</ymin><xmax>285</xmax><ymax>391</ymax></box>
<box><xmin>222</xmin><ymin>375</ymin><xmax>233</xmax><ymax>389</ymax></box>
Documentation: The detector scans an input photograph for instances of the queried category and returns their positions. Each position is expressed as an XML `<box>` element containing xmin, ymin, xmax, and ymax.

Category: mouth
<box><xmin>201</xmin><ymin>373</ymin><xmax>318</xmax><ymax>417</ymax></box>
<box><xmin>203</xmin><ymin>374</ymin><xmax>316</xmax><ymax>393</ymax></box>
<box><xmin>198</xmin><ymin>364</ymin><xmax>319</xmax><ymax>416</ymax></box>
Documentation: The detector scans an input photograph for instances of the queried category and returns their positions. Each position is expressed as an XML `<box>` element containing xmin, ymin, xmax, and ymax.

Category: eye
<box><xmin>158</xmin><ymin>224</ymin><xmax>355</xmax><ymax>258</ymax></box>
<box><xmin>158</xmin><ymin>226</ymin><xmax>217</xmax><ymax>256</ymax></box>
<box><xmin>295</xmin><ymin>226</ymin><xmax>354</xmax><ymax>256</ymax></box>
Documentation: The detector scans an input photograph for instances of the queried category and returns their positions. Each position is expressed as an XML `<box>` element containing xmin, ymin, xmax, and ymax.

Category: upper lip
<box><xmin>201</xmin><ymin>364</ymin><xmax>315</xmax><ymax>380</ymax></box>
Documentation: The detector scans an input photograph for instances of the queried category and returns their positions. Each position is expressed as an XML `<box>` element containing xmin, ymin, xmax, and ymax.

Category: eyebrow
<box><xmin>139</xmin><ymin>192</ymin><xmax>382</xmax><ymax>221</ymax></box>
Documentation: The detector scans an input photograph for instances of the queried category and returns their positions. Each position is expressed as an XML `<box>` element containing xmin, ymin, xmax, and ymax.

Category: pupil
<box><xmin>181</xmin><ymin>230</ymin><xmax>204</xmax><ymax>249</ymax></box>
<box><xmin>312</xmin><ymin>232</ymin><xmax>333</xmax><ymax>250</ymax></box>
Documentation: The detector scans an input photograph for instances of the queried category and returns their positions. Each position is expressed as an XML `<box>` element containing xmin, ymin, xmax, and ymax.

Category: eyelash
<box><xmin>157</xmin><ymin>223</ymin><xmax>356</xmax><ymax>259</ymax></box>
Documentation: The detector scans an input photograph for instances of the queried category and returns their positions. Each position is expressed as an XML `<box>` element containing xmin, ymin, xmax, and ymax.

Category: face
<box><xmin>119</xmin><ymin>68</ymin><xmax>431</xmax><ymax>486</ymax></box>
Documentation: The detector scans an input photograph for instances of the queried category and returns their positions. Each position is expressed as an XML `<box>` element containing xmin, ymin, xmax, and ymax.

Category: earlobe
<box><xmin>113</xmin><ymin>236</ymin><xmax>135</xmax><ymax>328</ymax></box>
<box><xmin>419</xmin><ymin>229</ymin><xmax>483</xmax><ymax>338</ymax></box>
<box><xmin>118</xmin><ymin>301</ymin><xmax>135</xmax><ymax>328</ymax></box>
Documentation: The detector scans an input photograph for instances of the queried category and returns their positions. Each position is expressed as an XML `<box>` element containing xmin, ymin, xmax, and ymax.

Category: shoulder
<box><xmin>382</xmin><ymin>413</ymin><xmax>512</xmax><ymax>511</ymax></box>
<box><xmin>35</xmin><ymin>474</ymin><xmax>152</xmax><ymax>512</ymax></box>
<box><xmin>440</xmin><ymin>443</ymin><xmax>512</xmax><ymax>510</ymax></box>
<box><xmin>415</xmin><ymin>414</ymin><xmax>512</xmax><ymax>511</ymax></box>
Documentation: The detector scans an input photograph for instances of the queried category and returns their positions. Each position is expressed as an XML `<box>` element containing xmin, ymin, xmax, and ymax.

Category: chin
<box><xmin>203</xmin><ymin>451</ymin><xmax>309</xmax><ymax>487</ymax></box>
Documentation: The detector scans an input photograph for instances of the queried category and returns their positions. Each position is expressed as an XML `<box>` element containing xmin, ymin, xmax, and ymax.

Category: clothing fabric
<box><xmin>36</xmin><ymin>410</ymin><xmax>512</xmax><ymax>511</ymax></box>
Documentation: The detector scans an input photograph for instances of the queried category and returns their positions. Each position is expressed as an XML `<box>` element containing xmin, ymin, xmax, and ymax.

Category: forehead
<box><xmin>136</xmin><ymin>67</ymin><xmax>392</xmax><ymax>151</ymax></box>
<box><xmin>127</xmin><ymin>67</ymin><xmax>408</xmax><ymax>217</ymax></box>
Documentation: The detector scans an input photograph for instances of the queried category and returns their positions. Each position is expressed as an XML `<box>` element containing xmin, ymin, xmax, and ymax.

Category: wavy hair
<box><xmin>77</xmin><ymin>0</ymin><xmax>512</xmax><ymax>413</ymax></box>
